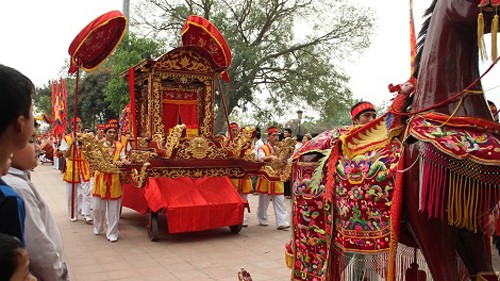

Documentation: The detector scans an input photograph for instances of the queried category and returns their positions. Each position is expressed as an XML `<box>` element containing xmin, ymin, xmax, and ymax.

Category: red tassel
<box><xmin>420</xmin><ymin>161</ymin><xmax>430</xmax><ymax>212</ymax></box>
<box><xmin>439</xmin><ymin>170</ymin><xmax>447</xmax><ymax>220</ymax></box>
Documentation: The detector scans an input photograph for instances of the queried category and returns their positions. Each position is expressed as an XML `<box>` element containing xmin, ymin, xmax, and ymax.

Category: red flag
<box><xmin>51</xmin><ymin>79</ymin><xmax>67</xmax><ymax>136</ymax></box>
<box><xmin>409</xmin><ymin>0</ymin><xmax>417</xmax><ymax>75</ymax></box>
<box><xmin>61</xmin><ymin>79</ymin><xmax>67</xmax><ymax>131</ymax></box>
<box><xmin>51</xmin><ymin>81</ymin><xmax>56</xmax><ymax>121</ymax></box>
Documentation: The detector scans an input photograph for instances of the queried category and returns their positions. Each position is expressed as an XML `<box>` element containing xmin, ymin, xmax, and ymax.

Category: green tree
<box><xmin>78</xmin><ymin>69</ymin><xmax>116</xmax><ymax>127</ymax></box>
<box><xmin>33</xmin><ymin>82</ymin><xmax>53</xmax><ymax>116</ymax></box>
<box><xmin>133</xmin><ymin>0</ymin><xmax>374</xmax><ymax>131</ymax></box>
<box><xmin>102</xmin><ymin>33</ymin><xmax>166</xmax><ymax>113</ymax></box>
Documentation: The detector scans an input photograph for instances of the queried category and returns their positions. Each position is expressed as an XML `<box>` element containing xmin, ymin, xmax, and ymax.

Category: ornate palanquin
<box><xmin>76</xmin><ymin>15</ymin><xmax>296</xmax><ymax>187</ymax></box>
<box><xmin>115</xmin><ymin>45</ymin><xmax>262</xmax><ymax>185</ymax></box>
<box><xmin>74</xmin><ymin>15</ymin><xmax>296</xmax><ymax>240</ymax></box>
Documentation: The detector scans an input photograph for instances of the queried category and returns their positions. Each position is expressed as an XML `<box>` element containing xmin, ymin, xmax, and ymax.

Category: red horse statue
<box><xmin>404</xmin><ymin>0</ymin><xmax>500</xmax><ymax>280</ymax></box>
<box><xmin>287</xmin><ymin>0</ymin><xmax>500</xmax><ymax>280</ymax></box>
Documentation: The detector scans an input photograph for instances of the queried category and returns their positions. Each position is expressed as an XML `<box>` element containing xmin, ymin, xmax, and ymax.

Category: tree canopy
<box><xmin>133</xmin><ymin>0</ymin><xmax>375</xmax><ymax>131</ymax></box>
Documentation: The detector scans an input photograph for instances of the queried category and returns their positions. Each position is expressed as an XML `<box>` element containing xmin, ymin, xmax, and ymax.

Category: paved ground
<box><xmin>31</xmin><ymin>164</ymin><xmax>499</xmax><ymax>281</ymax></box>
<box><xmin>32</xmin><ymin>164</ymin><xmax>292</xmax><ymax>281</ymax></box>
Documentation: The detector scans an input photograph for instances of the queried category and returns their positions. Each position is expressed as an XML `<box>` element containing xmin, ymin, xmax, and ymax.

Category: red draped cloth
<box><xmin>162</xmin><ymin>90</ymin><xmax>199</xmax><ymax>137</ymax></box>
<box><xmin>122</xmin><ymin>183</ymin><xmax>148</xmax><ymax>214</ymax></box>
<box><xmin>147</xmin><ymin>177</ymin><xmax>244</xmax><ymax>233</ymax></box>
<box><xmin>122</xmin><ymin>177</ymin><xmax>245</xmax><ymax>233</ymax></box>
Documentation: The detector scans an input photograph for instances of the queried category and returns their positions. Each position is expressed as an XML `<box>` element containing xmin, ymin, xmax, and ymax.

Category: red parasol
<box><xmin>68</xmin><ymin>10</ymin><xmax>127</xmax><ymax>74</ymax></box>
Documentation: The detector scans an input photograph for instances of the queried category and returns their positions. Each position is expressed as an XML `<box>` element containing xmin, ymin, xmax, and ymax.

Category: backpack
<box><xmin>0</xmin><ymin>184</ymin><xmax>25</xmax><ymax>244</ymax></box>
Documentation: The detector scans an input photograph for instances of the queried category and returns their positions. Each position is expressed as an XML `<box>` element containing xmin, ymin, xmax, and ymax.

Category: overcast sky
<box><xmin>0</xmin><ymin>0</ymin><xmax>498</xmax><ymax>110</ymax></box>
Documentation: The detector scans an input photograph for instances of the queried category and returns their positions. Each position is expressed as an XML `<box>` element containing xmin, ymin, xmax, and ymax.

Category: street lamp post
<box><xmin>297</xmin><ymin>110</ymin><xmax>303</xmax><ymax>135</ymax></box>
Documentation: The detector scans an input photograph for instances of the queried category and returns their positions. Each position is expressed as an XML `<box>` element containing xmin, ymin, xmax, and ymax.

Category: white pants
<box><xmin>257</xmin><ymin>194</ymin><xmax>289</xmax><ymax>227</ymax></box>
<box><xmin>93</xmin><ymin>197</ymin><xmax>122</xmax><ymax>240</ymax></box>
<box><xmin>53</xmin><ymin>157</ymin><xmax>59</xmax><ymax>169</ymax></box>
<box><xmin>65</xmin><ymin>180</ymin><xmax>92</xmax><ymax>219</ymax></box>
<box><xmin>239</xmin><ymin>192</ymin><xmax>249</xmax><ymax>224</ymax></box>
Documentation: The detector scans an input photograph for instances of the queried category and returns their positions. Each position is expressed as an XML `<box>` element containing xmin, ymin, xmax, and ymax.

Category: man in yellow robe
<box><xmin>256</xmin><ymin>127</ymin><xmax>290</xmax><ymax>230</ymax></box>
<box><xmin>59</xmin><ymin>117</ymin><xmax>92</xmax><ymax>223</ymax></box>
<box><xmin>92</xmin><ymin>123</ymin><xmax>127</xmax><ymax>242</ymax></box>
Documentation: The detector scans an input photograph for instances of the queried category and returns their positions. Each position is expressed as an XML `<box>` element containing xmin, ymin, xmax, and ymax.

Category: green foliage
<box><xmin>33</xmin><ymin>82</ymin><xmax>53</xmax><ymax>116</ymax></box>
<box><xmin>133</xmin><ymin>0</ymin><xmax>375</xmax><ymax>131</ymax></box>
<box><xmin>77</xmin><ymin>70</ymin><xmax>116</xmax><ymax>127</ymax></box>
<box><xmin>102</xmin><ymin>33</ymin><xmax>166</xmax><ymax>113</ymax></box>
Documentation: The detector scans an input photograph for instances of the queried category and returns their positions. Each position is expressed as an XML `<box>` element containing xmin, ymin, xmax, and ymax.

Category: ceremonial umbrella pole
<box><xmin>69</xmin><ymin>65</ymin><xmax>80</xmax><ymax>220</ymax></box>
<box><xmin>67</xmin><ymin>10</ymin><xmax>128</xmax><ymax>220</ymax></box>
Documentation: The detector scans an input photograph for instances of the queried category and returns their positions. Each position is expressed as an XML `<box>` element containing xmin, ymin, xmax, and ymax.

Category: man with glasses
<box><xmin>255</xmin><ymin>127</ymin><xmax>290</xmax><ymax>230</ymax></box>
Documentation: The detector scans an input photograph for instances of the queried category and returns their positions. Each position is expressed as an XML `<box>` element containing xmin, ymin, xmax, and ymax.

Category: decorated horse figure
<box><xmin>403</xmin><ymin>0</ymin><xmax>500</xmax><ymax>280</ymax></box>
<box><xmin>286</xmin><ymin>0</ymin><xmax>500</xmax><ymax>280</ymax></box>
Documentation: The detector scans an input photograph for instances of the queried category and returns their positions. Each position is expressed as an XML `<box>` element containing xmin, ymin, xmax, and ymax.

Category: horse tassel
<box><xmin>492</xmin><ymin>14</ymin><xmax>499</xmax><ymax>62</ymax></box>
<box><xmin>478</xmin><ymin>11</ymin><xmax>488</xmax><ymax>61</ymax></box>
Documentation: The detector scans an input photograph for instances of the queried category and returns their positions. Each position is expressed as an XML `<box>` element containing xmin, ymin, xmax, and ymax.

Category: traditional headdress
<box><xmin>267</xmin><ymin>127</ymin><xmax>279</xmax><ymax>135</ymax></box>
<box><xmin>103</xmin><ymin>119</ymin><xmax>119</xmax><ymax>133</ymax></box>
<box><xmin>70</xmin><ymin>117</ymin><xmax>81</xmax><ymax>126</ymax></box>
<box><xmin>230</xmin><ymin>122</ymin><xmax>239</xmax><ymax>130</ymax></box>
<box><xmin>96</xmin><ymin>124</ymin><xmax>105</xmax><ymax>131</ymax></box>
<box><xmin>351</xmin><ymin>102</ymin><xmax>375</xmax><ymax>119</ymax></box>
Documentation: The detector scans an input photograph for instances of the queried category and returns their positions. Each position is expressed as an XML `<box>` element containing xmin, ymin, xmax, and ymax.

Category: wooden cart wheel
<box><xmin>229</xmin><ymin>224</ymin><xmax>243</xmax><ymax>234</ymax></box>
<box><xmin>147</xmin><ymin>211</ymin><xmax>159</xmax><ymax>241</ymax></box>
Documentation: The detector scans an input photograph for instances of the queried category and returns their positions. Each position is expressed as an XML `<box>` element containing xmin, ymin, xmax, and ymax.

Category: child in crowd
<box><xmin>3</xmin><ymin>121</ymin><xmax>69</xmax><ymax>280</ymax></box>
<box><xmin>0</xmin><ymin>233</ymin><xmax>37</xmax><ymax>281</ymax></box>
<box><xmin>0</xmin><ymin>64</ymin><xmax>35</xmax><ymax>244</ymax></box>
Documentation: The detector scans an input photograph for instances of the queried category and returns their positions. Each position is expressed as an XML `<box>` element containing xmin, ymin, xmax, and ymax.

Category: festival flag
<box><xmin>51</xmin><ymin>79</ymin><xmax>67</xmax><ymax>136</ymax></box>
<box><xmin>61</xmin><ymin>78</ymin><xmax>68</xmax><ymax>130</ymax></box>
<box><xmin>51</xmin><ymin>81</ymin><xmax>56</xmax><ymax>120</ymax></box>
<box><xmin>409</xmin><ymin>0</ymin><xmax>417</xmax><ymax>75</ymax></box>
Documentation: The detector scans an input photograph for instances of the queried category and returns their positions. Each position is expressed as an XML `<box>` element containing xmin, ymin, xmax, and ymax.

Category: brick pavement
<box><xmin>30</xmin><ymin>164</ymin><xmax>499</xmax><ymax>281</ymax></box>
<box><xmin>31</xmin><ymin>164</ymin><xmax>292</xmax><ymax>281</ymax></box>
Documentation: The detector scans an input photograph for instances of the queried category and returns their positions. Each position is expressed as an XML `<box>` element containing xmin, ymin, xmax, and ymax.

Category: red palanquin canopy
<box><xmin>181</xmin><ymin>15</ymin><xmax>232</xmax><ymax>82</ymax></box>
